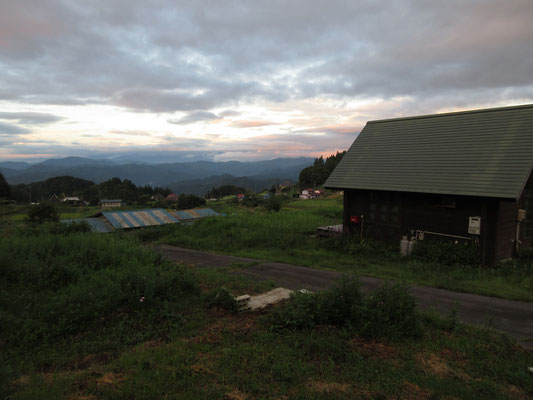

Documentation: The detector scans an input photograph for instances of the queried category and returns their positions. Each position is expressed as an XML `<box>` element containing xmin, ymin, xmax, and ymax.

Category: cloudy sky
<box><xmin>1</xmin><ymin>0</ymin><xmax>532</xmax><ymax>162</ymax></box>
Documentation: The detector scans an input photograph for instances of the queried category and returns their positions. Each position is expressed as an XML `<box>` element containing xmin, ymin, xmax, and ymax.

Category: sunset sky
<box><xmin>1</xmin><ymin>0</ymin><xmax>533</xmax><ymax>162</ymax></box>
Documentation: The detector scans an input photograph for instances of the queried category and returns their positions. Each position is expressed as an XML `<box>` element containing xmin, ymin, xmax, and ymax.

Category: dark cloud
<box><xmin>1</xmin><ymin>0</ymin><xmax>531</xmax><ymax>114</ymax></box>
<box><xmin>168</xmin><ymin>111</ymin><xmax>220</xmax><ymax>125</ymax></box>
<box><xmin>0</xmin><ymin>0</ymin><xmax>532</xmax><ymax>163</ymax></box>
<box><xmin>219</xmin><ymin>110</ymin><xmax>241</xmax><ymax>117</ymax></box>
<box><xmin>0</xmin><ymin>121</ymin><xmax>31</xmax><ymax>135</ymax></box>
<box><xmin>0</xmin><ymin>111</ymin><xmax>62</xmax><ymax>125</ymax></box>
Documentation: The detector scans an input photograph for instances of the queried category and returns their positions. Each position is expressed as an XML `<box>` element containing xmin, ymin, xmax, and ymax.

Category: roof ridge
<box><xmin>367</xmin><ymin>103</ymin><xmax>533</xmax><ymax>124</ymax></box>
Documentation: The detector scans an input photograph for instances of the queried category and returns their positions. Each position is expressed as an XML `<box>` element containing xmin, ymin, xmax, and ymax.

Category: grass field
<box><xmin>2</xmin><ymin>198</ymin><xmax>532</xmax><ymax>302</ymax></box>
<box><xmin>1</xmin><ymin>224</ymin><xmax>532</xmax><ymax>399</ymax></box>
<box><xmin>148</xmin><ymin>197</ymin><xmax>533</xmax><ymax>302</ymax></box>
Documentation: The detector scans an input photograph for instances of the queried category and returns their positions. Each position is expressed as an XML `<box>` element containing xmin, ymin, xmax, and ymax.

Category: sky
<box><xmin>1</xmin><ymin>0</ymin><xmax>532</xmax><ymax>163</ymax></box>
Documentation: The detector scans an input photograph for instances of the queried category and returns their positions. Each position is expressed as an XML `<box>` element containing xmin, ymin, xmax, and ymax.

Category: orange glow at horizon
<box><xmin>0</xmin><ymin>153</ymin><xmax>55</xmax><ymax>159</ymax></box>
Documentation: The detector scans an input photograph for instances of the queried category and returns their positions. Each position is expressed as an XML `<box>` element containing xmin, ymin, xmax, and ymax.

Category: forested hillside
<box><xmin>299</xmin><ymin>151</ymin><xmax>346</xmax><ymax>188</ymax></box>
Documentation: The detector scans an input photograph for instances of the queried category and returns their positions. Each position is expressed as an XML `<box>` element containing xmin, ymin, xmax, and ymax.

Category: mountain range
<box><xmin>0</xmin><ymin>156</ymin><xmax>313</xmax><ymax>191</ymax></box>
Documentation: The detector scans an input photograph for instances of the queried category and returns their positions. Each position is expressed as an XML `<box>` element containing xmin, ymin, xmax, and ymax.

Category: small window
<box><xmin>442</xmin><ymin>197</ymin><xmax>456</xmax><ymax>208</ymax></box>
<box><xmin>366</xmin><ymin>191</ymin><xmax>400</xmax><ymax>226</ymax></box>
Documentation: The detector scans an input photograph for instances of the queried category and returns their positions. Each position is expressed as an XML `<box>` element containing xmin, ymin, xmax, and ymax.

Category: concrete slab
<box><xmin>241</xmin><ymin>287</ymin><xmax>294</xmax><ymax>311</ymax></box>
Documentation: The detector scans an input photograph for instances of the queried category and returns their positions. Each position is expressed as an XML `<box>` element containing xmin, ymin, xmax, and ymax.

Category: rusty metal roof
<box><xmin>170</xmin><ymin>208</ymin><xmax>220</xmax><ymax>222</ymax></box>
<box><xmin>101</xmin><ymin>208</ymin><xmax>179</xmax><ymax>229</ymax></box>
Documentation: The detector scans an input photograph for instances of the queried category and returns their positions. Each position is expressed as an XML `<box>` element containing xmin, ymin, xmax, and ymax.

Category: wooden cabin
<box><xmin>325</xmin><ymin>104</ymin><xmax>533</xmax><ymax>266</ymax></box>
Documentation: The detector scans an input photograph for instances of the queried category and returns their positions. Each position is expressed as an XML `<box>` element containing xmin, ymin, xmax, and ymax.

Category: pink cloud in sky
<box><xmin>230</xmin><ymin>120</ymin><xmax>279</xmax><ymax>128</ymax></box>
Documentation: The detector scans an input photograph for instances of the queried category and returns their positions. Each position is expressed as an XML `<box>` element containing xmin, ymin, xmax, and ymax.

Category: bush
<box><xmin>264</xmin><ymin>196</ymin><xmax>282</xmax><ymax>212</ymax></box>
<box><xmin>204</xmin><ymin>287</ymin><xmax>238</xmax><ymax>313</ymax></box>
<box><xmin>358</xmin><ymin>284</ymin><xmax>421</xmax><ymax>339</ymax></box>
<box><xmin>177</xmin><ymin>194</ymin><xmax>206</xmax><ymax>209</ymax></box>
<box><xmin>26</xmin><ymin>202</ymin><xmax>59</xmax><ymax>225</ymax></box>
<box><xmin>48</xmin><ymin>220</ymin><xmax>92</xmax><ymax>235</ymax></box>
<box><xmin>412</xmin><ymin>238</ymin><xmax>478</xmax><ymax>266</ymax></box>
<box><xmin>267</xmin><ymin>280</ymin><xmax>421</xmax><ymax>340</ymax></box>
<box><xmin>242</xmin><ymin>194</ymin><xmax>263</xmax><ymax>208</ymax></box>
<box><xmin>337</xmin><ymin>236</ymin><xmax>398</xmax><ymax>259</ymax></box>
<box><xmin>268</xmin><ymin>290</ymin><xmax>322</xmax><ymax>330</ymax></box>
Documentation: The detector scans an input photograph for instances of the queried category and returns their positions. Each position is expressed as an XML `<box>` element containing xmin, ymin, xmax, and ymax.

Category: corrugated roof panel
<box><xmin>325</xmin><ymin>104</ymin><xmax>533</xmax><ymax>199</ymax></box>
<box><xmin>101</xmin><ymin>208</ymin><xmax>179</xmax><ymax>229</ymax></box>
<box><xmin>170</xmin><ymin>208</ymin><xmax>220</xmax><ymax>222</ymax></box>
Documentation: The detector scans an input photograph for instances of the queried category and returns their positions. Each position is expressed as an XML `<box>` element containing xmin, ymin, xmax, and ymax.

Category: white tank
<box><xmin>408</xmin><ymin>239</ymin><xmax>416</xmax><ymax>255</ymax></box>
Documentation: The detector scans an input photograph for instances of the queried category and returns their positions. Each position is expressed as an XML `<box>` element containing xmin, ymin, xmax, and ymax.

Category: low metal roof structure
<box><xmin>101</xmin><ymin>208</ymin><xmax>178</xmax><ymax>229</ymax></box>
<box><xmin>170</xmin><ymin>207</ymin><xmax>220</xmax><ymax>222</ymax></box>
<box><xmin>62</xmin><ymin>207</ymin><xmax>221</xmax><ymax>233</ymax></box>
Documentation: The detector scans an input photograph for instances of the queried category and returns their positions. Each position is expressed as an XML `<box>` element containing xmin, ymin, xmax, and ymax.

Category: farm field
<box><xmin>1</xmin><ymin>223</ymin><xmax>532</xmax><ymax>399</ymax></box>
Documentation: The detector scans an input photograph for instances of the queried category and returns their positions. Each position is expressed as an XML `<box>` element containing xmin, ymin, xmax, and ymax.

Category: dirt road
<box><xmin>154</xmin><ymin>244</ymin><xmax>533</xmax><ymax>348</ymax></box>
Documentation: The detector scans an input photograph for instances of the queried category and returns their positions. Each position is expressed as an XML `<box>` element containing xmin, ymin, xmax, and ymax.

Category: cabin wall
<box><xmin>517</xmin><ymin>173</ymin><xmax>533</xmax><ymax>250</ymax></box>
<box><xmin>343</xmin><ymin>189</ymin><xmax>511</xmax><ymax>266</ymax></box>
<box><xmin>494</xmin><ymin>200</ymin><xmax>518</xmax><ymax>261</ymax></box>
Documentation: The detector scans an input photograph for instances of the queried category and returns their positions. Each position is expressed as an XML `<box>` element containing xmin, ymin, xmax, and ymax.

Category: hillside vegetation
<box><xmin>1</xmin><ymin>222</ymin><xmax>532</xmax><ymax>399</ymax></box>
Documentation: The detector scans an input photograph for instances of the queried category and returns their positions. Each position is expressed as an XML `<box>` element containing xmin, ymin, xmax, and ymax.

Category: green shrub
<box><xmin>242</xmin><ymin>194</ymin><xmax>263</xmax><ymax>208</ymax></box>
<box><xmin>267</xmin><ymin>280</ymin><xmax>421</xmax><ymax>340</ymax></box>
<box><xmin>338</xmin><ymin>236</ymin><xmax>398</xmax><ymax>259</ymax></box>
<box><xmin>412</xmin><ymin>238</ymin><xmax>478</xmax><ymax>266</ymax></box>
<box><xmin>204</xmin><ymin>287</ymin><xmax>238</xmax><ymax>313</ymax></box>
<box><xmin>264</xmin><ymin>196</ymin><xmax>282</xmax><ymax>212</ymax></box>
<box><xmin>358</xmin><ymin>284</ymin><xmax>421</xmax><ymax>340</ymax></box>
<box><xmin>177</xmin><ymin>194</ymin><xmax>206</xmax><ymax>209</ymax></box>
<box><xmin>133</xmin><ymin>224</ymin><xmax>177</xmax><ymax>243</ymax></box>
<box><xmin>268</xmin><ymin>290</ymin><xmax>322</xmax><ymax>330</ymax></box>
<box><xmin>318</xmin><ymin>279</ymin><xmax>363</xmax><ymax>326</ymax></box>
<box><xmin>26</xmin><ymin>202</ymin><xmax>59</xmax><ymax>225</ymax></box>
<box><xmin>267</xmin><ymin>280</ymin><xmax>363</xmax><ymax>331</ymax></box>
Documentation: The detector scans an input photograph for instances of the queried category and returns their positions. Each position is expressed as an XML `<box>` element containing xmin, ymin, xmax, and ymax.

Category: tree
<box><xmin>298</xmin><ymin>165</ymin><xmax>329</xmax><ymax>188</ymax></box>
<box><xmin>0</xmin><ymin>172</ymin><xmax>11</xmax><ymax>199</ymax></box>
<box><xmin>27</xmin><ymin>202</ymin><xmax>59</xmax><ymax>225</ymax></box>
<box><xmin>177</xmin><ymin>194</ymin><xmax>206</xmax><ymax>209</ymax></box>
<box><xmin>298</xmin><ymin>151</ymin><xmax>347</xmax><ymax>188</ymax></box>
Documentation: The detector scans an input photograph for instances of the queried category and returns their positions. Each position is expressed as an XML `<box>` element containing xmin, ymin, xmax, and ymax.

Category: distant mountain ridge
<box><xmin>0</xmin><ymin>161</ymin><xmax>31</xmax><ymax>170</ymax></box>
<box><xmin>170</xmin><ymin>174</ymin><xmax>292</xmax><ymax>195</ymax></box>
<box><xmin>1</xmin><ymin>156</ymin><xmax>313</xmax><ymax>188</ymax></box>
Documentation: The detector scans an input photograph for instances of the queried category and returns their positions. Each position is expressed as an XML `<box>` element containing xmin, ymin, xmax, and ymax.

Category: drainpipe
<box><xmin>516</xmin><ymin>209</ymin><xmax>526</xmax><ymax>254</ymax></box>
<box><xmin>515</xmin><ymin>221</ymin><xmax>521</xmax><ymax>253</ymax></box>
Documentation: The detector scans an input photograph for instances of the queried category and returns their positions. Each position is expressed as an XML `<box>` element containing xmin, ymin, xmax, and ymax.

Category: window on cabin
<box><xmin>367</xmin><ymin>192</ymin><xmax>400</xmax><ymax>225</ymax></box>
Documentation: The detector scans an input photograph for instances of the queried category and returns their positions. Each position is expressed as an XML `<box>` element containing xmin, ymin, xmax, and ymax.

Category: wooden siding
<box><xmin>494</xmin><ymin>200</ymin><xmax>517</xmax><ymax>261</ymax></box>
<box><xmin>343</xmin><ymin>189</ymin><xmax>514</xmax><ymax>266</ymax></box>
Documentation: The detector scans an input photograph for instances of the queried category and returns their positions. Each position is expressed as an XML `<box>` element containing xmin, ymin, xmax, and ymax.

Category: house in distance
<box><xmin>99</xmin><ymin>199</ymin><xmax>123</xmax><ymax>208</ymax></box>
<box><xmin>325</xmin><ymin>104</ymin><xmax>533</xmax><ymax>266</ymax></box>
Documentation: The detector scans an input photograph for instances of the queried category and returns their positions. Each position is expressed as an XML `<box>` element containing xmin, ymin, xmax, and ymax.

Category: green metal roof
<box><xmin>325</xmin><ymin>104</ymin><xmax>533</xmax><ymax>199</ymax></box>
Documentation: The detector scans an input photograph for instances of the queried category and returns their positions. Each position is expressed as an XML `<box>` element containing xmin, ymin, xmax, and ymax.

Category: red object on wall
<box><xmin>350</xmin><ymin>216</ymin><xmax>360</xmax><ymax>223</ymax></box>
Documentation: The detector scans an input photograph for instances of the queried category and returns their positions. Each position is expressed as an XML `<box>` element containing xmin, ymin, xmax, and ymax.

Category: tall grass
<box><xmin>0</xmin><ymin>226</ymin><xmax>199</xmax><ymax>350</ymax></box>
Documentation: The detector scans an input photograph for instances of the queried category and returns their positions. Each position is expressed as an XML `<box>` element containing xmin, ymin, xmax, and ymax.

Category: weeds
<box><xmin>411</xmin><ymin>238</ymin><xmax>478</xmax><ymax>266</ymax></box>
<box><xmin>267</xmin><ymin>279</ymin><xmax>421</xmax><ymax>340</ymax></box>
<box><xmin>0</xmin><ymin>229</ymin><xmax>199</xmax><ymax>349</ymax></box>
<box><xmin>204</xmin><ymin>287</ymin><xmax>239</xmax><ymax>313</ymax></box>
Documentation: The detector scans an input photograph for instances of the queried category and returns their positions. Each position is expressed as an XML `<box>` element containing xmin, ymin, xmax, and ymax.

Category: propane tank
<box><xmin>408</xmin><ymin>238</ymin><xmax>416</xmax><ymax>255</ymax></box>
<box><xmin>400</xmin><ymin>235</ymin><xmax>409</xmax><ymax>256</ymax></box>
